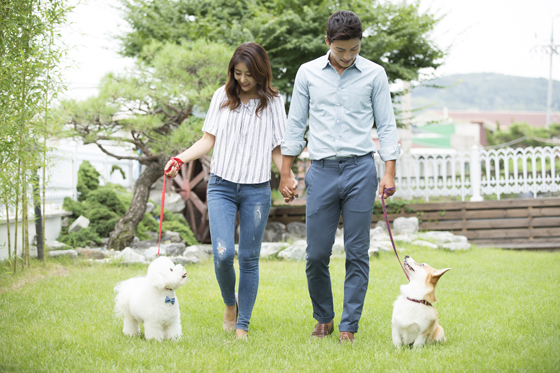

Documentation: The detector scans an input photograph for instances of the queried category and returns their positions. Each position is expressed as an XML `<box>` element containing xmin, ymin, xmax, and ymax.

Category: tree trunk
<box><xmin>33</xmin><ymin>171</ymin><xmax>43</xmax><ymax>261</ymax></box>
<box><xmin>108</xmin><ymin>155</ymin><xmax>167</xmax><ymax>250</ymax></box>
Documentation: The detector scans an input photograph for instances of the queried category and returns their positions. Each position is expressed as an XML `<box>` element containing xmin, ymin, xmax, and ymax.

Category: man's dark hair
<box><xmin>326</xmin><ymin>10</ymin><xmax>363</xmax><ymax>42</ymax></box>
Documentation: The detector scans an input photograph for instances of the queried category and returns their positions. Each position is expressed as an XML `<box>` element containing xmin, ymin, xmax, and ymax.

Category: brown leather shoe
<box><xmin>311</xmin><ymin>321</ymin><xmax>334</xmax><ymax>338</ymax></box>
<box><xmin>339</xmin><ymin>331</ymin><xmax>355</xmax><ymax>343</ymax></box>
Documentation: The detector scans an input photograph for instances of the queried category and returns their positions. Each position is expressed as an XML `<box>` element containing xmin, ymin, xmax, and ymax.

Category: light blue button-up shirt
<box><xmin>281</xmin><ymin>51</ymin><xmax>400</xmax><ymax>161</ymax></box>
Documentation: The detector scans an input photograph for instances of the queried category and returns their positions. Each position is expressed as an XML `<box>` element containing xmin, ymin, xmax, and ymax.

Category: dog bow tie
<box><xmin>165</xmin><ymin>296</ymin><xmax>175</xmax><ymax>305</ymax></box>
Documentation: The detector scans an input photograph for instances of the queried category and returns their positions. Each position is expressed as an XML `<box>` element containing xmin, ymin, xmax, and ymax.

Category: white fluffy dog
<box><xmin>392</xmin><ymin>255</ymin><xmax>450</xmax><ymax>348</ymax></box>
<box><xmin>114</xmin><ymin>256</ymin><xmax>187</xmax><ymax>341</ymax></box>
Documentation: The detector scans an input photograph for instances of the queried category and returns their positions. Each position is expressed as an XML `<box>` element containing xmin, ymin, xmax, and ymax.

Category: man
<box><xmin>280</xmin><ymin>10</ymin><xmax>400</xmax><ymax>343</ymax></box>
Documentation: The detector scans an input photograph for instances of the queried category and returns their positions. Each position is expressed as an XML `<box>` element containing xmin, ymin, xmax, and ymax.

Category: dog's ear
<box><xmin>428</xmin><ymin>268</ymin><xmax>451</xmax><ymax>285</ymax></box>
<box><xmin>150</xmin><ymin>273</ymin><xmax>166</xmax><ymax>290</ymax></box>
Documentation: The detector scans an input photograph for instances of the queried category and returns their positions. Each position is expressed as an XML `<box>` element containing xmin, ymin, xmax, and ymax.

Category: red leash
<box><xmin>381</xmin><ymin>187</ymin><xmax>410</xmax><ymax>282</ymax></box>
<box><xmin>158</xmin><ymin>157</ymin><xmax>184</xmax><ymax>256</ymax></box>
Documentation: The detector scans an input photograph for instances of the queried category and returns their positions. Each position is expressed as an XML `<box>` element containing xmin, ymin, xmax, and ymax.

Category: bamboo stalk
<box><xmin>5</xmin><ymin>194</ymin><xmax>11</xmax><ymax>258</ymax></box>
<box><xmin>22</xmin><ymin>162</ymin><xmax>27</xmax><ymax>270</ymax></box>
<box><xmin>13</xmin><ymin>161</ymin><xmax>20</xmax><ymax>274</ymax></box>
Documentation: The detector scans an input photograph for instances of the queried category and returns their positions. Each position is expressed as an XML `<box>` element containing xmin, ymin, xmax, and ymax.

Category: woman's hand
<box><xmin>164</xmin><ymin>158</ymin><xmax>183</xmax><ymax>178</ymax></box>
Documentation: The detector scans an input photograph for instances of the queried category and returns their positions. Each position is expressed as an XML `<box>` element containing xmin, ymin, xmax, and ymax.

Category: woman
<box><xmin>164</xmin><ymin>42</ymin><xmax>294</xmax><ymax>339</ymax></box>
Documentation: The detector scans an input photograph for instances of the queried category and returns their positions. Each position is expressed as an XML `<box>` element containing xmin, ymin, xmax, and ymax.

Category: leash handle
<box><xmin>158</xmin><ymin>157</ymin><xmax>185</xmax><ymax>256</ymax></box>
<box><xmin>381</xmin><ymin>187</ymin><xmax>410</xmax><ymax>282</ymax></box>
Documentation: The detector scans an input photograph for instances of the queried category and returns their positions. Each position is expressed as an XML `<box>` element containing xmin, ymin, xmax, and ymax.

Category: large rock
<box><xmin>183</xmin><ymin>246</ymin><xmax>210</xmax><ymax>261</ymax></box>
<box><xmin>165</xmin><ymin>231</ymin><xmax>182</xmax><ymax>243</ymax></box>
<box><xmin>260</xmin><ymin>243</ymin><xmax>286</xmax><ymax>258</ymax></box>
<box><xmin>161</xmin><ymin>193</ymin><xmax>185</xmax><ymax>213</ymax></box>
<box><xmin>286</xmin><ymin>222</ymin><xmax>306</xmax><ymax>238</ymax></box>
<box><xmin>169</xmin><ymin>256</ymin><xmax>199</xmax><ymax>265</ymax></box>
<box><xmin>278</xmin><ymin>240</ymin><xmax>307</xmax><ymax>261</ymax></box>
<box><xmin>76</xmin><ymin>247</ymin><xmax>107</xmax><ymax>259</ymax></box>
<box><xmin>263</xmin><ymin>222</ymin><xmax>287</xmax><ymax>242</ymax></box>
<box><xmin>370</xmin><ymin>240</ymin><xmax>393</xmax><ymax>252</ymax></box>
<box><xmin>46</xmin><ymin>240</ymin><xmax>72</xmax><ymax>250</ymax></box>
<box><xmin>332</xmin><ymin>238</ymin><xmax>345</xmax><ymax>255</ymax></box>
<box><xmin>411</xmin><ymin>240</ymin><xmax>439</xmax><ymax>249</ymax></box>
<box><xmin>68</xmin><ymin>216</ymin><xmax>90</xmax><ymax>233</ymax></box>
<box><xmin>442</xmin><ymin>242</ymin><xmax>471</xmax><ymax>251</ymax></box>
<box><xmin>132</xmin><ymin>238</ymin><xmax>159</xmax><ymax>249</ymax></box>
<box><xmin>49</xmin><ymin>249</ymin><xmax>78</xmax><ymax>259</ymax></box>
<box><xmin>117</xmin><ymin>247</ymin><xmax>148</xmax><ymax>263</ymax></box>
<box><xmin>160</xmin><ymin>243</ymin><xmax>186</xmax><ymax>256</ymax></box>
<box><xmin>419</xmin><ymin>231</ymin><xmax>456</xmax><ymax>244</ymax></box>
<box><xmin>393</xmin><ymin>217</ymin><xmax>419</xmax><ymax>235</ymax></box>
<box><xmin>146</xmin><ymin>202</ymin><xmax>155</xmax><ymax>213</ymax></box>
<box><xmin>370</xmin><ymin>227</ymin><xmax>388</xmax><ymax>240</ymax></box>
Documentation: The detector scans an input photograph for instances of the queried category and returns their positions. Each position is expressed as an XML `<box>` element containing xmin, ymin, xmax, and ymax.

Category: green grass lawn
<box><xmin>1</xmin><ymin>245</ymin><xmax>559</xmax><ymax>372</ymax></box>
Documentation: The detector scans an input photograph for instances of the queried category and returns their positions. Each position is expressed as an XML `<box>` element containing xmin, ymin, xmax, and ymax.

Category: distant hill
<box><xmin>412</xmin><ymin>73</ymin><xmax>560</xmax><ymax>112</ymax></box>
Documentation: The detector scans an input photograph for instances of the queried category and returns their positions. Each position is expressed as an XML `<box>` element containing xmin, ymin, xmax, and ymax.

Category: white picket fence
<box><xmin>41</xmin><ymin>144</ymin><xmax>560</xmax><ymax>205</ymax></box>
<box><xmin>297</xmin><ymin>146</ymin><xmax>560</xmax><ymax>202</ymax></box>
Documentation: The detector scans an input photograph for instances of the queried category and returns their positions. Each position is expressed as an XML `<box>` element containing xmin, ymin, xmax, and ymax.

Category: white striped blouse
<box><xmin>202</xmin><ymin>85</ymin><xmax>287</xmax><ymax>184</ymax></box>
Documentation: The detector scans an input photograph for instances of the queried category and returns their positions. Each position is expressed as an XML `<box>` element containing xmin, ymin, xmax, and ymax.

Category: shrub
<box><xmin>77</xmin><ymin>161</ymin><xmax>100</xmax><ymax>201</ymax></box>
<box><xmin>57</xmin><ymin>228</ymin><xmax>102</xmax><ymax>248</ymax></box>
<box><xmin>85</xmin><ymin>188</ymin><xmax>126</xmax><ymax>215</ymax></box>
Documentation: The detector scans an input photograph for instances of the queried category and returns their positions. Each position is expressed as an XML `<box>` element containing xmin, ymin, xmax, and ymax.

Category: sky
<box><xmin>61</xmin><ymin>0</ymin><xmax>560</xmax><ymax>102</ymax></box>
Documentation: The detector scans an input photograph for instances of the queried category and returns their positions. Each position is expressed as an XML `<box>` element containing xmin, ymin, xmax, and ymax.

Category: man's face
<box><xmin>325</xmin><ymin>37</ymin><xmax>361</xmax><ymax>69</ymax></box>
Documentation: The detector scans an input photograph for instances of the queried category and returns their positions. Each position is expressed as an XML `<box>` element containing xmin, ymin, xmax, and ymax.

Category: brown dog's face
<box><xmin>404</xmin><ymin>255</ymin><xmax>450</xmax><ymax>303</ymax></box>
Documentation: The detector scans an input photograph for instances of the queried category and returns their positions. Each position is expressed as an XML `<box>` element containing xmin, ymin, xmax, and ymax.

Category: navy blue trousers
<box><xmin>305</xmin><ymin>153</ymin><xmax>378</xmax><ymax>333</ymax></box>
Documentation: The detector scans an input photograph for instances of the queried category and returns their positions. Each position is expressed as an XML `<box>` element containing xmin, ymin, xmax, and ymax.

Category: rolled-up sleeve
<box><xmin>281</xmin><ymin>67</ymin><xmax>309</xmax><ymax>156</ymax></box>
<box><xmin>372</xmin><ymin>69</ymin><xmax>401</xmax><ymax>161</ymax></box>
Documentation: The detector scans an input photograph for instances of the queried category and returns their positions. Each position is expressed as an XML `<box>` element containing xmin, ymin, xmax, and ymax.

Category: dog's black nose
<box><xmin>404</xmin><ymin>255</ymin><xmax>410</xmax><ymax>259</ymax></box>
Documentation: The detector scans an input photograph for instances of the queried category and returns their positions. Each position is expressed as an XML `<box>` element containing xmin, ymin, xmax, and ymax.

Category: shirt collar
<box><xmin>322</xmin><ymin>50</ymin><xmax>362</xmax><ymax>72</ymax></box>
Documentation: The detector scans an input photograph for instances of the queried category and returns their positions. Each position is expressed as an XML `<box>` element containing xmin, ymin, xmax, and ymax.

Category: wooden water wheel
<box><xmin>169</xmin><ymin>156</ymin><xmax>211</xmax><ymax>243</ymax></box>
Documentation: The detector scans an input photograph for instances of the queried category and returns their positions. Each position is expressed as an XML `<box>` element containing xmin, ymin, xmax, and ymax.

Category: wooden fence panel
<box><xmin>268</xmin><ymin>198</ymin><xmax>560</xmax><ymax>250</ymax></box>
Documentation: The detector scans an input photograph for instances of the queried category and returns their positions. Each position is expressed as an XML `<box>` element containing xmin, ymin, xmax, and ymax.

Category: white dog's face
<box><xmin>147</xmin><ymin>256</ymin><xmax>188</xmax><ymax>291</ymax></box>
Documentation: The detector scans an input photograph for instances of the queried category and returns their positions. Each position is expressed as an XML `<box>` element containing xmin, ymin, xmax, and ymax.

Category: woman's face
<box><xmin>234</xmin><ymin>62</ymin><xmax>257</xmax><ymax>94</ymax></box>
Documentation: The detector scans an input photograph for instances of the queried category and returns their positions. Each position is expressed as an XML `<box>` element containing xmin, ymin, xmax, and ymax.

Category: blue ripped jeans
<box><xmin>207</xmin><ymin>173</ymin><xmax>271</xmax><ymax>332</ymax></box>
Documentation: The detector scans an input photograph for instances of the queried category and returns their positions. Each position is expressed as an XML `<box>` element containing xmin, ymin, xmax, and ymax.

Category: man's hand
<box><xmin>378</xmin><ymin>160</ymin><xmax>396</xmax><ymax>199</ymax></box>
<box><xmin>280</xmin><ymin>176</ymin><xmax>299</xmax><ymax>203</ymax></box>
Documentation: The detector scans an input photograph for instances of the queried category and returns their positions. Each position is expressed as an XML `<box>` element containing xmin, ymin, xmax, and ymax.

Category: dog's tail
<box><xmin>114</xmin><ymin>277</ymin><xmax>141</xmax><ymax>318</ymax></box>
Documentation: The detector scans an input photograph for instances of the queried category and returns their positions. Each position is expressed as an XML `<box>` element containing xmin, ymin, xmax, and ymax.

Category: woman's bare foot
<box><xmin>235</xmin><ymin>329</ymin><xmax>248</xmax><ymax>339</ymax></box>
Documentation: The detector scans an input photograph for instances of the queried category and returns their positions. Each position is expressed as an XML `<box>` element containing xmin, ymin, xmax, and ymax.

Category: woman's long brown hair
<box><xmin>221</xmin><ymin>42</ymin><xmax>279</xmax><ymax>117</ymax></box>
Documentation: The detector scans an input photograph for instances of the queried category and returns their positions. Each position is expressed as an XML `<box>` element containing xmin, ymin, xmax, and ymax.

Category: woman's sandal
<box><xmin>223</xmin><ymin>293</ymin><xmax>238</xmax><ymax>331</ymax></box>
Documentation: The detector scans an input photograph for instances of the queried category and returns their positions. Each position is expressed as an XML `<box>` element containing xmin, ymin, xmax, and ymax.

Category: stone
<box><xmin>183</xmin><ymin>246</ymin><xmax>210</xmax><ymax>261</ymax></box>
<box><xmin>132</xmin><ymin>238</ymin><xmax>159</xmax><ymax>249</ymax></box>
<box><xmin>332</xmin><ymin>238</ymin><xmax>345</xmax><ymax>255</ymax></box>
<box><xmin>368</xmin><ymin>247</ymin><xmax>380</xmax><ymax>257</ymax></box>
<box><xmin>61</xmin><ymin>217</ymin><xmax>69</xmax><ymax>228</ymax></box>
<box><xmin>169</xmin><ymin>256</ymin><xmax>199</xmax><ymax>265</ymax></box>
<box><xmin>46</xmin><ymin>240</ymin><xmax>72</xmax><ymax>250</ymax></box>
<box><xmin>286</xmin><ymin>222</ymin><xmax>306</xmax><ymax>238</ymax></box>
<box><xmin>393</xmin><ymin>217</ymin><xmax>419</xmax><ymax>235</ymax></box>
<box><xmin>117</xmin><ymin>247</ymin><xmax>147</xmax><ymax>263</ymax></box>
<box><xmin>453</xmin><ymin>235</ymin><xmax>468</xmax><ymax>243</ymax></box>
<box><xmin>76</xmin><ymin>247</ymin><xmax>107</xmax><ymax>259</ymax></box>
<box><xmin>264</xmin><ymin>221</ymin><xmax>287</xmax><ymax>242</ymax></box>
<box><xmin>101</xmin><ymin>237</ymin><xmax>110</xmax><ymax>245</ymax></box>
<box><xmin>165</xmin><ymin>231</ymin><xmax>182</xmax><ymax>243</ymax></box>
<box><xmin>370</xmin><ymin>227</ymin><xmax>388</xmax><ymax>240</ymax></box>
<box><xmin>412</xmin><ymin>240</ymin><xmax>439</xmax><ymax>249</ymax></box>
<box><xmin>419</xmin><ymin>231</ymin><xmax>456</xmax><ymax>244</ymax></box>
<box><xmin>393</xmin><ymin>234</ymin><xmax>413</xmax><ymax>243</ymax></box>
<box><xmin>375</xmin><ymin>221</ymin><xmax>387</xmax><ymax>231</ymax></box>
<box><xmin>161</xmin><ymin>193</ymin><xmax>185</xmax><ymax>213</ymax></box>
<box><xmin>146</xmin><ymin>202</ymin><xmax>155</xmax><ymax>213</ymax></box>
<box><xmin>68</xmin><ymin>215</ymin><xmax>90</xmax><ymax>233</ymax></box>
<box><xmin>370</xmin><ymin>240</ymin><xmax>393</xmax><ymax>252</ymax></box>
<box><xmin>278</xmin><ymin>240</ymin><xmax>307</xmax><ymax>261</ymax></box>
<box><xmin>49</xmin><ymin>249</ymin><xmax>78</xmax><ymax>259</ymax></box>
<box><xmin>260</xmin><ymin>243</ymin><xmax>286</xmax><ymax>258</ymax></box>
<box><xmin>442</xmin><ymin>242</ymin><xmax>471</xmax><ymax>251</ymax></box>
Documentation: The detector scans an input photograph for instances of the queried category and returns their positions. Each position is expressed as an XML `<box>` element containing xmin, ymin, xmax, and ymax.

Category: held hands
<box><xmin>164</xmin><ymin>157</ymin><xmax>184</xmax><ymax>178</ymax></box>
<box><xmin>280</xmin><ymin>174</ymin><xmax>299</xmax><ymax>204</ymax></box>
